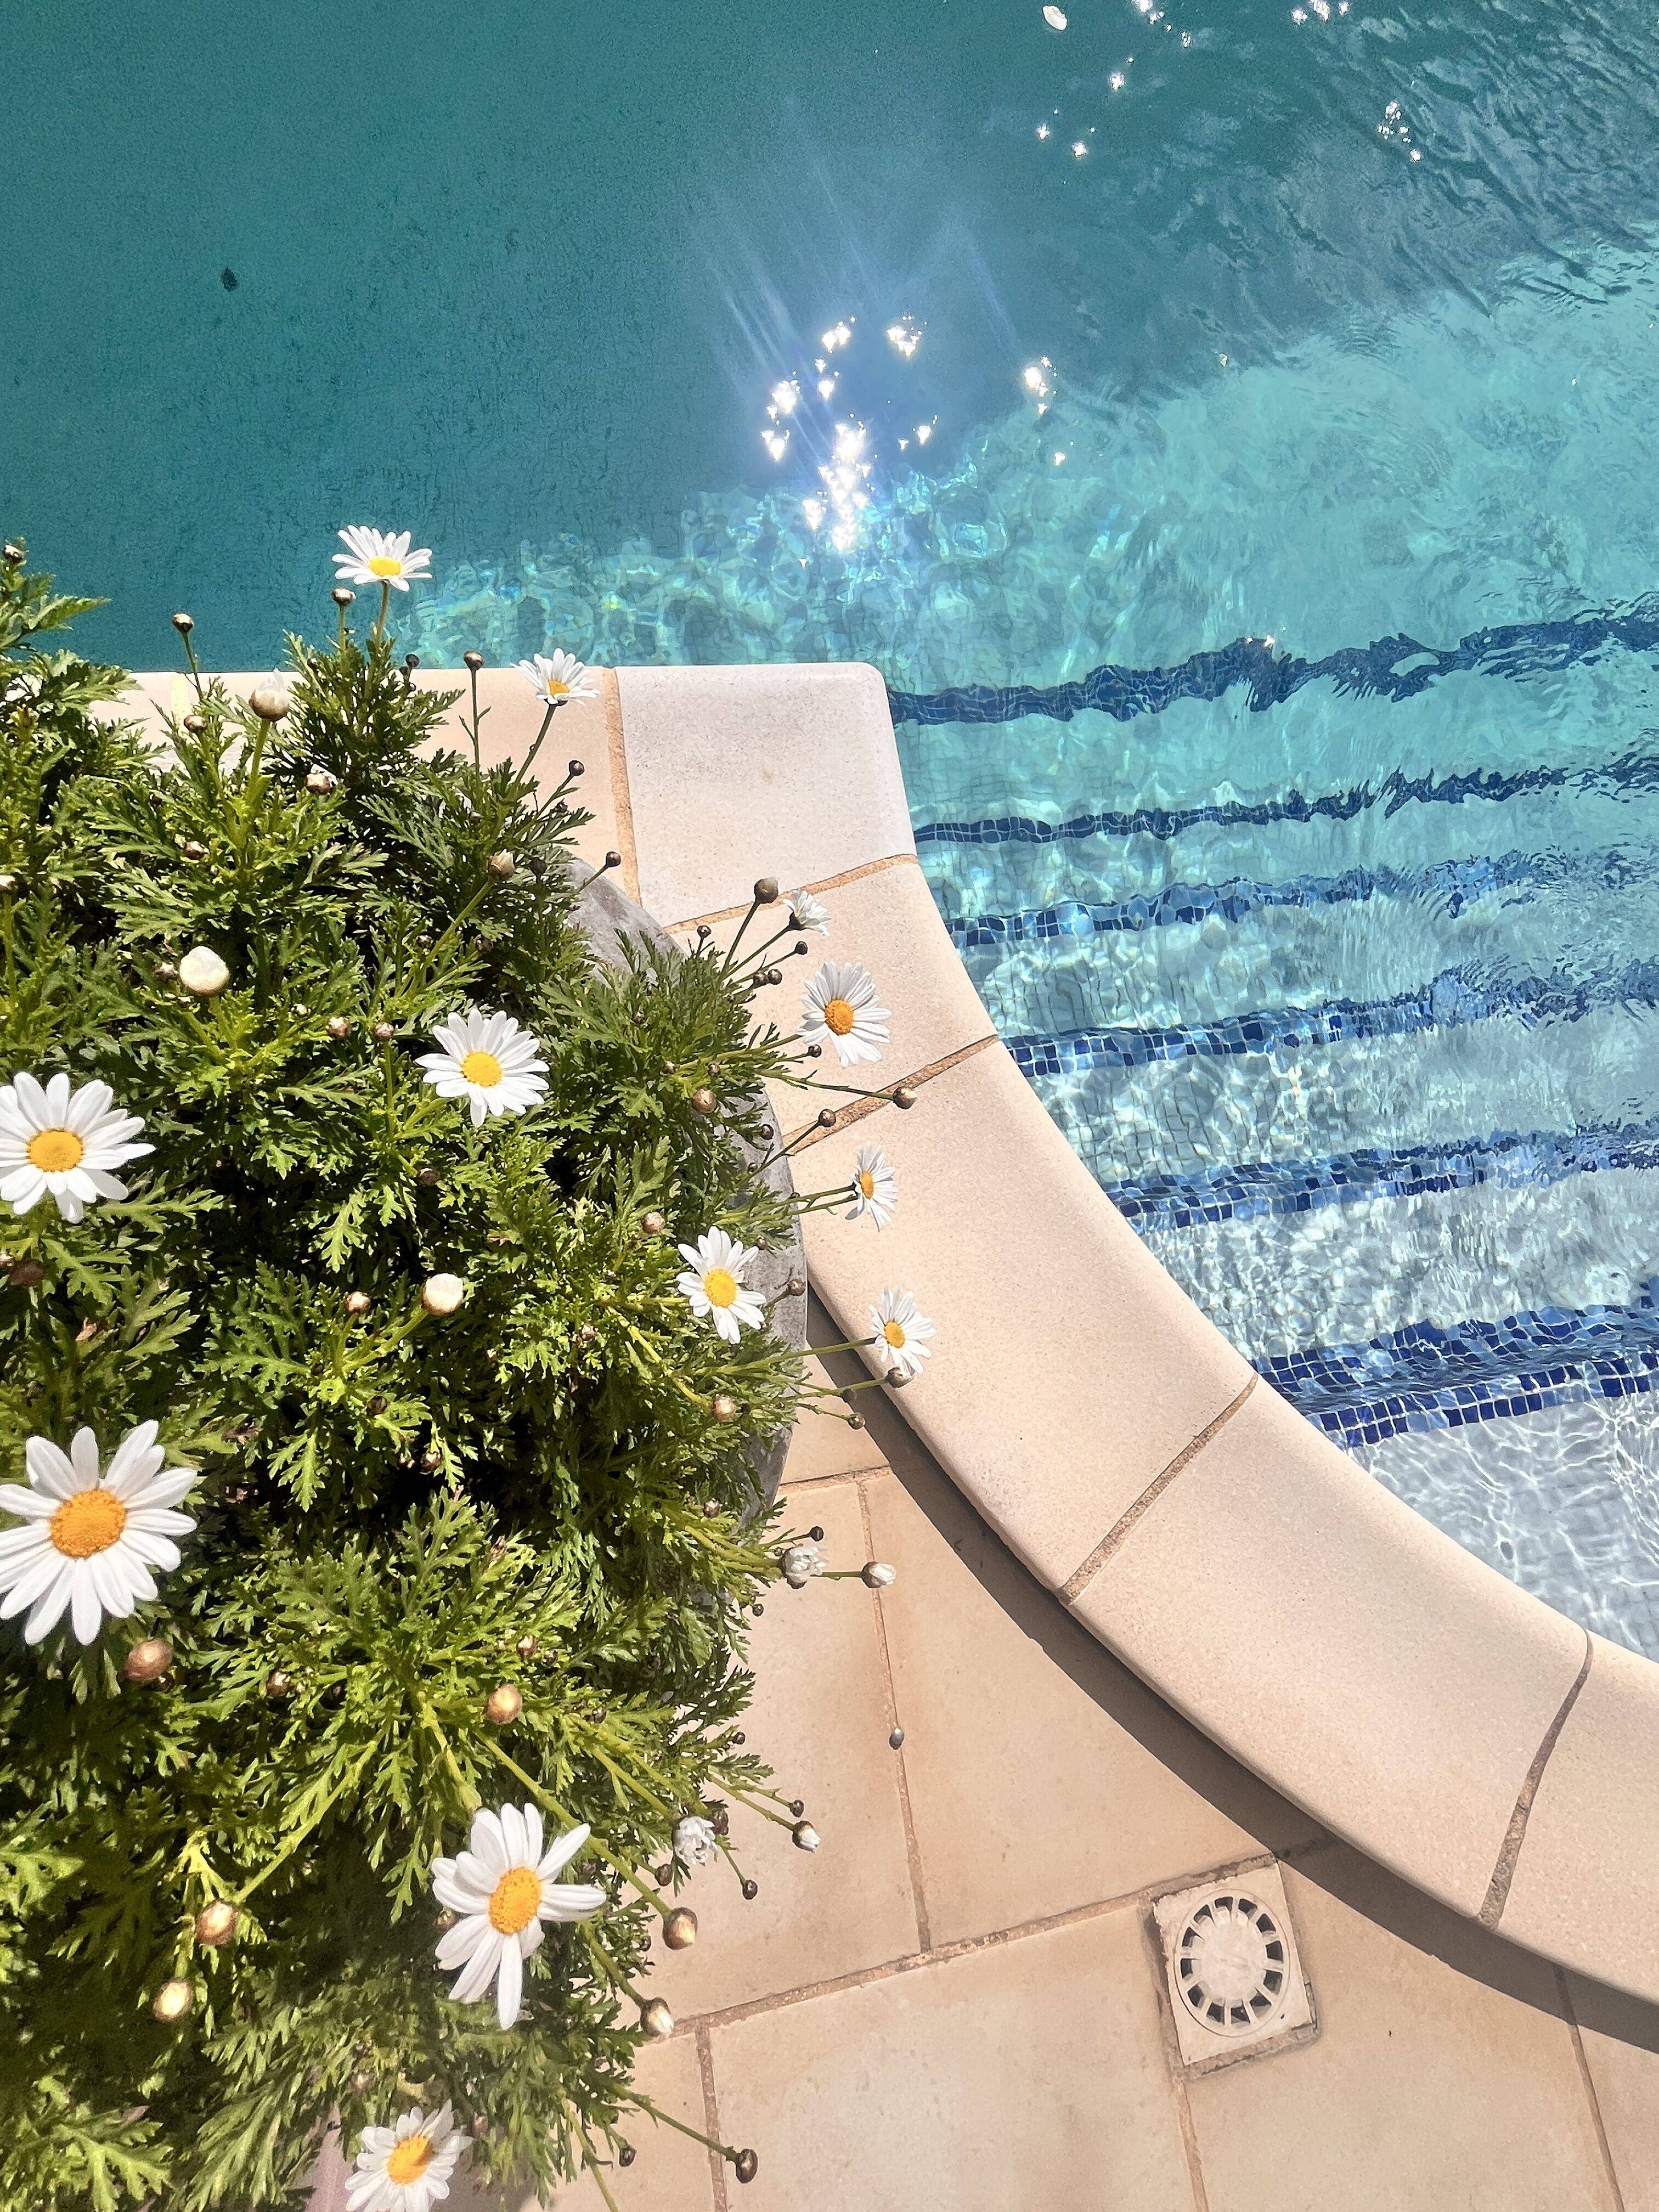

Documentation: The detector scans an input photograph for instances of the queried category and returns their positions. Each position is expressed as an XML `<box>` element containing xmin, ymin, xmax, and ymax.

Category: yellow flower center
<box><xmin>488</xmin><ymin>1865</ymin><xmax>543</xmax><ymax>1935</ymax></box>
<box><xmin>857</xmin><ymin>1170</ymin><xmax>876</xmax><ymax>1198</ymax></box>
<box><xmin>50</xmin><ymin>1488</ymin><xmax>127</xmax><ymax>1559</ymax></box>
<box><xmin>822</xmin><ymin>997</ymin><xmax>856</xmax><ymax>1036</ymax></box>
<box><xmin>385</xmin><ymin>2134</ymin><xmax>435</xmax><ymax>2185</ymax></box>
<box><xmin>460</xmin><ymin>1050</ymin><xmax>504</xmax><ymax>1088</ymax></box>
<box><xmin>883</xmin><ymin>1320</ymin><xmax>907</xmax><ymax>1349</ymax></box>
<box><xmin>367</xmin><ymin>556</ymin><xmax>404</xmax><ymax>578</ymax></box>
<box><xmin>703</xmin><ymin>1267</ymin><xmax>738</xmax><ymax>1308</ymax></box>
<box><xmin>543</xmin><ymin>679</ymin><xmax>569</xmax><ymax>698</ymax></box>
<box><xmin>27</xmin><ymin>1127</ymin><xmax>83</xmax><ymax>1173</ymax></box>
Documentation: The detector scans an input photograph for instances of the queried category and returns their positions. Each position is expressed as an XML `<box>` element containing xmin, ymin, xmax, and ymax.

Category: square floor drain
<box><xmin>1152</xmin><ymin>1864</ymin><xmax>1318</xmax><ymax>2074</ymax></box>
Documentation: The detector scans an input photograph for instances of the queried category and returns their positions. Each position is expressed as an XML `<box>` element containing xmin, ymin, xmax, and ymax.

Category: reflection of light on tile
<box><xmin>817</xmin><ymin>375</ymin><xmax>837</xmax><ymax>400</ymax></box>
<box><xmin>762</xmin><ymin>428</ymin><xmax>789</xmax><ymax>462</ymax></box>
<box><xmin>1052</xmin><ymin>450</ymin><xmax>1067</xmax><ymax>465</ymax></box>
<box><xmin>1022</xmin><ymin>359</ymin><xmax>1053</xmax><ymax>399</ymax></box>
<box><xmin>1043</xmin><ymin>4</ymin><xmax>1067</xmax><ymax>25</ymax></box>
<box><xmin>1109</xmin><ymin>70</ymin><xmax>1126</xmax><ymax>88</ymax></box>
<box><xmin>915</xmin><ymin>422</ymin><xmax>934</xmax><ymax>445</ymax></box>
<box><xmin>770</xmin><ymin>379</ymin><xmax>800</xmax><ymax>416</ymax></box>
<box><xmin>833</xmin><ymin>422</ymin><xmax>866</xmax><ymax>464</ymax></box>
<box><xmin>820</xmin><ymin>321</ymin><xmax>853</xmax><ymax>353</ymax></box>
<box><xmin>802</xmin><ymin>497</ymin><xmax>825</xmax><ymax>531</ymax></box>
<box><xmin>885</xmin><ymin>318</ymin><xmax>922</xmax><ymax>359</ymax></box>
<box><xmin>1036</xmin><ymin>121</ymin><xmax>1051</xmax><ymax>138</ymax></box>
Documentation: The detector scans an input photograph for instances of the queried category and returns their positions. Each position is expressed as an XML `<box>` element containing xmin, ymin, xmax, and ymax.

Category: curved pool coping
<box><xmin>115</xmin><ymin>660</ymin><xmax>1659</xmax><ymax>2006</ymax></box>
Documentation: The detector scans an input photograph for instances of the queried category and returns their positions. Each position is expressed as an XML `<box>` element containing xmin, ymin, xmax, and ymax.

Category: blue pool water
<box><xmin>13</xmin><ymin>0</ymin><xmax>1659</xmax><ymax>1651</ymax></box>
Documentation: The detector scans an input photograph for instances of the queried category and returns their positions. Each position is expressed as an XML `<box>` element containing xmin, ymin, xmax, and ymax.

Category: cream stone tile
<box><xmin>644</xmin><ymin>1480</ymin><xmax>919</xmax><ymax>2018</ymax></box>
<box><xmin>617</xmin><ymin>663</ymin><xmax>912</xmax><ymax>927</ymax></box>
<box><xmin>1568</xmin><ymin>1973</ymin><xmax>1659</xmax><ymax>2212</ymax></box>
<box><xmin>864</xmin><ymin>1469</ymin><xmax>1305</xmax><ymax>1948</ymax></box>
<box><xmin>1074</xmin><ymin>1379</ymin><xmax>1587</xmax><ymax>1918</ymax></box>
<box><xmin>1499</xmin><ymin>1634</ymin><xmax>1659</xmax><ymax>2000</ymax></box>
<box><xmin>1186</xmin><ymin>1861</ymin><xmax>1619</xmax><ymax>2212</ymax></box>
<box><xmin>706</xmin><ymin>1906</ymin><xmax>1195</xmax><ymax>2212</ymax></box>
<box><xmin>782</xmin><ymin>1355</ymin><xmax>889</xmax><ymax>1486</ymax></box>
<box><xmin>445</xmin><ymin>2036</ymin><xmax>716</xmax><ymax>2212</ymax></box>
<box><xmin>800</xmin><ymin>1041</ymin><xmax>1257</xmax><ymax>1592</ymax></box>
<box><xmin>95</xmin><ymin>671</ymin><xmax>189</xmax><ymax>731</ymax></box>
<box><xmin>724</xmin><ymin>857</ymin><xmax>994</xmax><ymax>1138</ymax></box>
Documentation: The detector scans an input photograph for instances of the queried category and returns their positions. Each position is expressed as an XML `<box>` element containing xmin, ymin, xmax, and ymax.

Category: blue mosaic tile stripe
<box><xmin>888</xmin><ymin>592</ymin><xmax>1659</xmax><ymax>729</ymax></box>
<box><xmin>1261</xmin><ymin>1294</ymin><xmax>1659</xmax><ymax>1449</ymax></box>
<box><xmin>1105</xmin><ymin>1118</ymin><xmax>1659</xmax><ymax>1233</ymax></box>
<box><xmin>914</xmin><ymin>747</ymin><xmax>1659</xmax><ymax>852</ymax></box>
<box><xmin>1005</xmin><ymin>958</ymin><xmax>1659</xmax><ymax>1078</ymax></box>
<box><xmin>946</xmin><ymin>847</ymin><xmax>1653</xmax><ymax>952</ymax></box>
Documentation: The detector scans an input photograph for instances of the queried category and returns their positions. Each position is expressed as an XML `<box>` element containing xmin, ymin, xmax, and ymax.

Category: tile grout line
<box><xmin>672</xmin><ymin>851</ymin><xmax>921</xmax><ymax>933</ymax></box>
<box><xmin>780</xmin><ymin>1457</ymin><xmax>892</xmax><ymax>1494</ymax></box>
<box><xmin>673</xmin><ymin>1846</ymin><xmax>1287</xmax><ymax>2038</ymax></box>
<box><xmin>856</xmin><ymin>1471</ymin><xmax>933</xmax><ymax>1953</ymax></box>
<box><xmin>1558</xmin><ymin>1966</ymin><xmax>1629</xmax><ymax>2212</ymax></box>
<box><xmin>1478</xmin><ymin>1629</ymin><xmax>1594</xmax><ymax>1928</ymax></box>
<box><xmin>1137</xmin><ymin>1908</ymin><xmax>1214</xmax><ymax>2212</ymax></box>
<box><xmin>785</xmin><ymin>1032</ymin><xmax>1000</xmax><ymax>1149</ymax></box>
<box><xmin>1061</xmin><ymin>1374</ymin><xmax>1259</xmax><ymax>1603</ymax></box>
<box><xmin>599</xmin><ymin>667</ymin><xmax>641</xmax><ymax>905</ymax></box>
<box><xmin>693</xmin><ymin>2021</ymin><xmax>730</xmax><ymax>2212</ymax></box>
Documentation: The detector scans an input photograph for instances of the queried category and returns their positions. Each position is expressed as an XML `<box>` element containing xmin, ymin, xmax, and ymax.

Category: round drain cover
<box><xmin>1173</xmin><ymin>1892</ymin><xmax>1289</xmax><ymax>2036</ymax></box>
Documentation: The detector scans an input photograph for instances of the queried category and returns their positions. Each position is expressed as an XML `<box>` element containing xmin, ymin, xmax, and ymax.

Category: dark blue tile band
<box><xmin>889</xmin><ymin>592</ymin><xmax>1659</xmax><ymax>730</ymax></box>
<box><xmin>1261</xmin><ymin>1291</ymin><xmax>1659</xmax><ymax>1448</ymax></box>
<box><xmin>914</xmin><ymin>747</ymin><xmax>1659</xmax><ymax>853</ymax></box>
<box><xmin>1005</xmin><ymin>958</ymin><xmax>1659</xmax><ymax>1079</ymax></box>
<box><xmin>1104</xmin><ymin>1118</ymin><xmax>1659</xmax><ymax>1233</ymax></box>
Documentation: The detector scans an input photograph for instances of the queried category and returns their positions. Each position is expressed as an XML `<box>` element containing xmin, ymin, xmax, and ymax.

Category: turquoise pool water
<box><xmin>13</xmin><ymin>0</ymin><xmax>1659</xmax><ymax>1650</ymax></box>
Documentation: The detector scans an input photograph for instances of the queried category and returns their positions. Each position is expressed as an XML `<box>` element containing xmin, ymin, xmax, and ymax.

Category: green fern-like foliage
<box><xmin>0</xmin><ymin>547</ymin><xmax>813</xmax><ymax>2211</ymax></box>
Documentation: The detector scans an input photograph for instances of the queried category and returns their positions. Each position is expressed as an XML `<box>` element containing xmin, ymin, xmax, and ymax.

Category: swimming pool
<box><xmin>13</xmin><ymin>0</ymin><xmax>1659</xmax><ymax>1651</ymax></box>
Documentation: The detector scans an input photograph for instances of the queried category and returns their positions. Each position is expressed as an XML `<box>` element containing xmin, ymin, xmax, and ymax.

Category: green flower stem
<box><xmin>372</xmin><ymin>580</ymin><xmax>391</xmax><ymax>641</ymax></box>
<box><xmin>579</xmin><ymin>2137</ymin><xmax>624</xmax><ymax>2212</ymax></box>
<box><xmin>482</xmin><ymin>1738</ymin><xmax>668</xmax><ymax>1920</ymax></box>
<box><xmin>630</xmin><ymin>2096</ymin><xmax>744</xmax><ymax>2166</ymax></box>
<box><xmin>231</xmin><ymin>1747</ymin><xmax>374</xmax><ymax>1908</ymax></box>
<box><xmin>515</xmin><ymin>700</ymin><xmax>558</xmax><ymax>786</ymax></box>
<box><xmin>716</xmin><ymin>894</ymin><xmax>767</xmax><ymax>977</ymax></box>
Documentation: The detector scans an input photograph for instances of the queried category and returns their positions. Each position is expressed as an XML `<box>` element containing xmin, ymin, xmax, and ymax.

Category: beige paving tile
<box><xmin>713</xmin><ymin>856</ymin><xmax>995</xmax><ymax>1138</ymax></box>
<box><xmin>706</xmin><ymin>1906</ymin><xmax>1196</xmax><ymax>2212</ymax></box>
<box><xmin>644</xmin><ymin>1479</ymin><xmax>919</xmax><ymax>2019</ymax></box>
<box><xmin>1500</xmin><ymin>1633</ymin><xmax>1659</xmax><ymax>2000</ymax></box>
<box><xmin>782</xmin><ymin>1354</ymin><xmax>889</xmax><ymax>1487</ymax></box>
<box><xmin>1073</xmin><ymin>1378</ymin><xmax>1588</xmax><ymax>1917</ymax></box>
<box><xmin>1568</xmin><ymin>1972</ymin><xmax>1659</xmax><ymax>2212</ymax></box>
<box><xmin>864</xmin><ymin>1468</ymin><xmax>1305</xmax><ymax>1948</ymax></box>
<box><xmin>1186</xmin><ymin>1859</ymin><xmax>1619</xmax><ymax>2212</ymax></box>
<box><xmin>800</xmin><ymin>1040</ymin><xmax>1257</xmax><ymax>1592</ymax></box>
<box><xmin>445</xmin><ymin>2035</ymin><xmax>716</xmax><ymax>2211</ymax></box>
<box><xmin>617</xmin><ymin>662</ymin><xmax>912</xmax><ymax>928</ymax></box>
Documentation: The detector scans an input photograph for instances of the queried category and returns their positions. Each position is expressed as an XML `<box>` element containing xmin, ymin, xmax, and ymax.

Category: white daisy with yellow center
<box><xmin>675</xmin><ymin>1227</ymin><xmax>766</xmax><ymax>1345</ymax></box>
<box><xmin>417</xmin><ymin>1010</ymin><xmax>549</xmax><ymax>1129</ymax></box>
<box><xmin>346</xmin><ymin>2101</ymin><xmax>469</xmax><ymax>2212</ymax></box>
<box><xmin>800</xmin><ymin>960</ymin><xmax>889</xmax><ymax>1068</ymax></box>
<box><xmin>0</xmin><ymin>1073</ymin><xmax>152</xmax><ymax>1224</ymax></box>
<box><xmin>333</xmin><ymin>527</ymin><xmax>432</xmax><ymax>591</ymax></box>
<box><xmin>433</xmin><ymin>1805</ymin><xmax>605</xmax><ymax>2030</ymax></box>
<box><xmin>845</xmin><ymin>1142</ymin><xmax>898</xmax><ymax>1231</ymax></box>
<box><xmin>0</xmin><ymin>1421</ymin><xmax>198</xmax><ymax>1646</ymax></box>
<box><xmin>518</xmin><ymin>650</ymin><xmax>599</xmax><ymax>709</ymax></box>
<box><xmin>870</xmin><ymin>1288</ymin><xmax>935</xmax><ymax>1380</ymax></box>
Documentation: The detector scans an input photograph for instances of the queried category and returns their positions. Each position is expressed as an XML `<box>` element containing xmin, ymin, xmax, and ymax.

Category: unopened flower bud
<box><xmin>178</xmin><ymin>946</ymin><xmax>230</xmax><ymax>997</ymax></box>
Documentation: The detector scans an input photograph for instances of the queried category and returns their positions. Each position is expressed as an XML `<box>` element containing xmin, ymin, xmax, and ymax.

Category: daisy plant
<box><xmin>0</xmin><ymin>545</ymin><xmax>836</xmax><ymax>2212</ymax></box>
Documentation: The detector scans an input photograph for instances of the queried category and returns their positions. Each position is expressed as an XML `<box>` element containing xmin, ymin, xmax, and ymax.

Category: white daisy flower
<box><xmin>346</xmin><ymin>2102</ymin><xmax>469</xmax><ymax>2212</ymax></box>
<box><xmin>333</xmin><ymin>527</ymin><xmax>432</xmax><ymax>592</ymax></box>
<box><xmin>780</xmin><ymin>1539</ymin><xmax>826</xmax><ymax>1588</ymax></box>
<box><xmin>673</xmin><ymin>1814</ymin><xmax>718</xmax><ymax>1865</ymax></box>
<box><xmin>416</xmin><ymin>1009</ymin><xmax>548</xmax><ymax>1129</ymax></box>
<box><xmin>0</xmin><ymin>1073</ymin><xmax>152</xmax><ymax>1224</ymax></box>
<box><xmin>787</xmin><ymin>888</ymin><xmax>831</xmax><ymax>935</ymax></box>
<box><xmin>675</xmin><ymin>1228</ymin><xmax>766</xmax><ymax>1345</ymax></box>
<box><xmin>518</xmin><ymin>650</ymin><xmax>599</xmax><ymax>709</ymax></box>
<box><xmin>0</xmin><ymin>1421</ymin><xmax>198</xmax><ymax>1646</ymax></box>
<box><xmin>845</xmin><ymin>1142</ymin><xmax>898</xmax><ymax>1230</ymax></box>
<box><xmin>870</xmin><ymin>1288</ymin><xmax>935</xmax><ymax>1380</ymax></box>
<box><xmin>433</xmin><ymin>1805</ymin><xmax>605</xmax><ymax>2030</ymax></box>
<box><xmin>800</xmin><ymin>961</ymin><xmax>890</xmax><ymax>1068</ymax></box>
